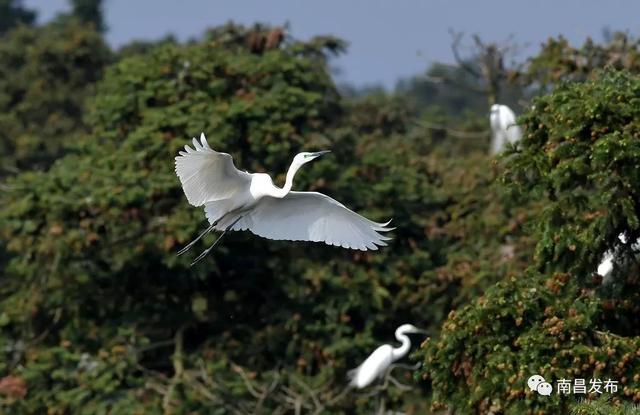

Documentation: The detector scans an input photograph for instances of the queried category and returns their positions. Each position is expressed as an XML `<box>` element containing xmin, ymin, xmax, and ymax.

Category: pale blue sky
<box><xmin>25</xmin><ymin>0</ymin><xmax>640</xmax><ymax>89</ymax></box>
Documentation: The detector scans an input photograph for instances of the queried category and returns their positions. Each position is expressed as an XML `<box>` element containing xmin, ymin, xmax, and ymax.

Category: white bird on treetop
<box><xmin>348</xmin><ymin>324</ymin><xmax>427</xmax><ymax>389</ymax></box>
<box><xmin>174</xmin><ymin>133</ymin><xmax>393</xmax><ymax>264</ymax></box>
<box><xmin>489</xmin><ymin>104</ymin><xmax>523</xmax><ymax>155</ymax></box>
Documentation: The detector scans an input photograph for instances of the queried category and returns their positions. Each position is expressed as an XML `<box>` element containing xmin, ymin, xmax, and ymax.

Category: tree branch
<box><xmin>162</xmin><ymin>326</ymin><xmax>185</xmax><ymax>415</ymax></box>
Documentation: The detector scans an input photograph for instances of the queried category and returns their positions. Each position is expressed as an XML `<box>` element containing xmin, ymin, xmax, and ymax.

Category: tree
<box><xmin>396</xmin><ymin>63</ymin><xmax>490</xmax><ymax>117</ymax></box>
<box><xmin>0</xmin><ymin>22</ymin><xmax>543</xmax><ymax>413</ymax></box>
<box><xmin>0</xmin><ymin>26</ymin><xmax>399</xmax><ymax>413</ymax></box>
<box><xmin>0</xmin><ymin>19</ymin><xmax>112</xmax><ymax>175</ymax></box>
<box><xmin>448</xmin><ymin>31</ymin><xmax>523</xmax><ymax>107</ymax></box>
<box><xmin>420</xmin><ymin>69</ymin><xmax>640</xmax><ymax>414</ymax></box>
<box><xmin>69</xmin><ymin>0</ymin><xmax>106</xmax><ymax>32</ymax></box>
<box><xmin>521</xmin><ymin>31</ymin><xmax>640</xmax><ymax>91</ymax></box>
<box><xmin>0</xmin><ymin>0</ymin><xmax>35</xmax><ymax>35</ymax></box>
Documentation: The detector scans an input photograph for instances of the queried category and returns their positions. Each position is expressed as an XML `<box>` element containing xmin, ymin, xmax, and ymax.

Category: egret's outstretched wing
<box><xmin>230</xmin><ymin>191</ymin><xmax>393</xmax><ymax>250</ymax></box>
<box><xmin>348</xmin><ymin>345</ymin><xmax>393</xmax><ymax>388</ymax></box>
<box><xmin>175</xmin><ymin>133</ymin><xmax>251</xmax><ymax>206</ymax></box>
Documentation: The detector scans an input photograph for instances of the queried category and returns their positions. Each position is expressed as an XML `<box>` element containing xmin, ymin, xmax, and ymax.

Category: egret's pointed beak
<box><xmin>412</xmin><ymin>328</ymin><xmax>429</xmax><ymax>335</ymax></box>
<box><xmin>311</xmin><ymin>150</ymin><xmax>331</xmax><ymax>158</ymax></box>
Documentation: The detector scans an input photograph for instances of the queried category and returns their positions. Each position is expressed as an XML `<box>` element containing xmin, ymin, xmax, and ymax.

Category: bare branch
<box><xmin>135</xmin><ymin>338</ymin><xmax>175</xmax><ymax>354</ymax></box>
<box><xmin>162</xmin><ymin>326</ymin><xmax>185</xmax><ymax>415</ymax></box>
<box><xmin>450</xmin><ymin>29</ymin><xmax>481</xmax><ymax>79</ymax></box>
<box><xmin>414</xmin><ymin>120</ymin><xmax>489</xmax><ymax>139</ymax></box>
<box><xmin>231</xmin><ymin>362</ymin><xmax>265</xmax><ymax>399</ymax></box>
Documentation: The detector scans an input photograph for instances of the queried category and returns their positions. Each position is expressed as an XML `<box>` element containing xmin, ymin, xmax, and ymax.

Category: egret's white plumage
<box><xmin>489</xmin><ymin>104</ymin><xmax>523</xmax><ymax>154</ymax></box>
<box><xmin>175</xmin><ymin>133</ymin><xmax>392</xmax><ymax>262</ymax></box>
<box><xmin>175</xmin><ymin>136</ymin><xmax>251</xmax><ymax>206</ymax></box>
<box><xmin>348</xmin><ymin>324</ymin><xmax>425</xmax><ymax>389</ymax></box>
<box><xmin>597</xmin><ymin>252</ymin><xmax>614</xmax><ymax>277</ymax></box>
<box><xmin>596</xmin><ymin>234</ymin><xmax>639</xmax><ymax>282</ymax></box>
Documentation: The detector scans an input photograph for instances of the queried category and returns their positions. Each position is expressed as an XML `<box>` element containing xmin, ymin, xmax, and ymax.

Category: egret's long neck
<box><xmin>272</xmin><ymin>161</ymin><xmax>302</xmax><ymax>198</ymax></box>
<box><xmin>391</xmin><ymin>330</ymin><xmax>411</xmax><ymax>361</ymax></box>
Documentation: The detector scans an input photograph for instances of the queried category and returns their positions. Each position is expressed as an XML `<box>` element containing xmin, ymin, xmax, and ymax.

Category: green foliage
<box><xmin>4</xmin><ymin>14</ymin><xmax>640</xmax><ymax>415</ymax></box>
<box><xmin>571</xmin><ymin>396</ymin><xmax>640</xmax><ymax>415</ymax></box>
<box><xmin>0</xmin><ymin>0</ymin><xmax>35</xmax><ymax>34</ymax></box>
<box><xmin>396</xmin><ymin>63</ymin><xmax>494</xmax><ymax>116</ymax></box>
<box><xmin>0</xmin><ymin>19</ymin><xmax>112</xmax><ymax>174</ymax></box>
<box><xmin>0</xmin><ymin>27</ymin><xmax>428</xmax><ymax>412</ymax></box>
<box><xmin>506</xmin><ymin>70</ymin><xmax>640</xmax><ymax>276</ymax></box>
<box><xmin>0</xmin><ymin>30</ymin><xmax>341</xmax><ymax>412</ymax></box>
<box><xmin>523</xmin><ymin>32</ymin><xmax>640</xmax><ymax>90</ymax></box>
<box><xmin>0</xmin><ymin>20</ymin><xmax>544</xmax><ymax>412</ymax></box>
<box><xmin>202</xmin><ymin>22</ymin><xmax>346</xmax><ymax>59</ymax></box>
<box><xmin>69</xmin><ymin>0</ymin><xmax>106</xmax><ymax>32</ymax></box>
<box><xmin>420</xmin><ymin>69</ymin><xmax>640</xmax><ymax>413</ymax></box>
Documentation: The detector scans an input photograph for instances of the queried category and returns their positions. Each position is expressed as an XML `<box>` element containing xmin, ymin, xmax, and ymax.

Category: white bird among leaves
<box><xmin>597</xmin><ymin>233</ymin><xmax>639</xmax><ymax>283</ymax></box>
<box><xmin>175</xmin><ymin>133</ymin><xmax>393</xmax><ymax>264</ymax></box>
<box><xmin>348</xmin><ymin>324</ymin><xmax>426</xmax><ymax>389</ymax></box>
<box><xmin>489</xmin><ymin>104</ymin><xmax>523</xmax><ymax>155</ymax></box>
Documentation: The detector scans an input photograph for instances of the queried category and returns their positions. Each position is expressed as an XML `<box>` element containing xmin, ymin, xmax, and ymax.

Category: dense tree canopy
<box><xmin>0</xmin><ymin>0</ymin><xmax>35</xmax><ymax>35</ymax></box>
<box><xmin>1</xmin><ymin>12</ymin><xmax>640</xmax><ymax>415</ymax></box>
<box><xmin>0</xmin><ymin>20</ymin><xmax>534</xmax><ymax>413</ymax></box>
<box><xmin>0</xmin><ymin>18</ymin><xmax>112</xmax><ymax>175</ymax></box>
<box><xmin>420</xmin><ymin>69</ymin><xmax>640</xmax><ymax>414</ymax></box>
<box><xmin>522</xmin><ymin>32</ymin><xmax>640</xmax><ymax>90</ymax></box>
<box><xmin>69</xmin><ymin>0</ymin><xmax>106</xmax><ymax>32</ymax></box>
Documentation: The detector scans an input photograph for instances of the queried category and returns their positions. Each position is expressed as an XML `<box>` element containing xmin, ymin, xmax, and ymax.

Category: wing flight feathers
<box><xmin>175</xmin><ymin>133</ymin><xmax>250</xmax><ymax>206</ymax></box>
<box><xmin>233</xmin><ymin>191</ymin><xmax>392</xmax><ymax>251</ymax></box>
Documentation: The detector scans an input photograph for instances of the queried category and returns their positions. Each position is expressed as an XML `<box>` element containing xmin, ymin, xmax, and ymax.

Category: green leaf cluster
<box><xmin>0</xmin><ymin>18</ymin><xmax>112</xmax><ymax>174</ymax></box>
<box><xmin>420</xmin><ymin>69</ymin><xmax>640</xmax><ymax>414</ymax></box>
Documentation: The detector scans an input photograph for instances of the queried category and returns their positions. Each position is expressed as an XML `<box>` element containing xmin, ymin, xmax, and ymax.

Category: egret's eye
<box><xmin>304</xmin><ymin>154</ymin><xmax>311</xmax><ymax>158</ymax></box>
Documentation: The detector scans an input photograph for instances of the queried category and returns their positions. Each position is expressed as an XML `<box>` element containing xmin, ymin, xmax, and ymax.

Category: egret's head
<box><xmin>292</xmin><ymin>150</ymin><xmax>331</xmax><ymax>168</ymax></box>
<box><xmin>396</xmin><ymin>324</ymin><xmax>427</xmax><ymax>335</ymax></box>
<box><xmin>490</xmin><ymin>104</ymin><xmax>501</xmax><ymax>117</ymax></box>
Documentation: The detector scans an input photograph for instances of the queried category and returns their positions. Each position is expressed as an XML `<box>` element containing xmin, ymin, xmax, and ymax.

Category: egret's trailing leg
<box><xmin>190</xmin><ymin>216</ymin><xmax>244</xmax><ymax>266</ymax></box>
<box><xmin>177</xmin><ymin>222</ymin><xmax>217</xmax><ymax>256</ymax></box>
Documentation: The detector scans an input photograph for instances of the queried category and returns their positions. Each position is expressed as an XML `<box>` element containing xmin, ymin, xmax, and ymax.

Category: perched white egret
<box><xmin>597</xmin><ymin>251</ymin><xmax>614</xmax><ymax>277</ymax></box>
<box><xmin>175</xmin><ymin>133</ymin><xmax>393</xmax><ymax>264</ymax></box>
<box><xmin>489</xmin><ymin>104</ymin><xmax>523</xmax><ymax>155</ymax></box>
<box><xmin>596</xmin><ymin>234</ymin><xmax>639</xmax><ymax>283</ymax></box>
<box><xmin>348</xmin><ymin>324</ymin><xmax>426</xmax><ymax>389</ymax></box>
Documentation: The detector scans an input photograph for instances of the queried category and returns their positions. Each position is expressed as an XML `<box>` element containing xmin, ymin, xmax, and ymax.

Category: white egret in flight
<box><xmin>348</xmin><ymin>324</ymin><xmax>426</xmax><ymax>389</ymax></box>
<box><xmin>489</xmin><ymin>104</ymin><xmax>523</xmax><ymax>155</ymax></box>
<box><xmin>175</xmin><ymin>133</ymin><xmax>393</xmax><ymax>264</ymax></box>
